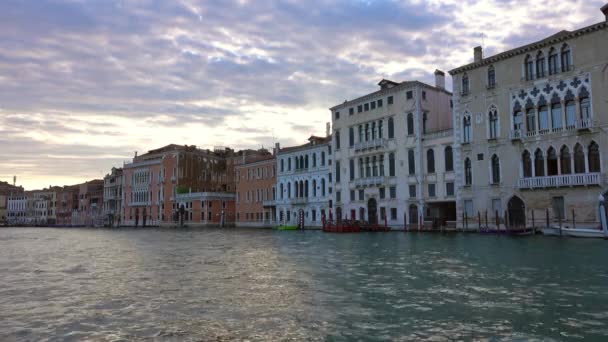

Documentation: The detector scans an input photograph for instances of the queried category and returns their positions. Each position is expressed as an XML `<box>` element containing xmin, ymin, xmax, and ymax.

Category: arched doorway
<box><xmin>367</xmin><ymin>198</ymin><xmax>378</xmax><ymax>225</ymax></box>
<box><xmin>508</xmin><ymin>196</ymin><xmax>526</xmax><ymax>228</ymax></box>
<box><xmin>408</xmin><ymin>204</ymin><xmax>418</xmax><ymax>225</ymax></box>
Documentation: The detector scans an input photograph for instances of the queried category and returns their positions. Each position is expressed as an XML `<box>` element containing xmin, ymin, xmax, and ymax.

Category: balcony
<box><xmin>354</xmin><ymin>176</ymin><xmax>385</xmax><ymax>188</ymax></box>
<box><xmin>509</xmin><ymin>129</ymin><xmax>523</xmax><ymax>141</ymax></box>
<box><xmin>354</xmin><ymin>139</ymin><xmax>387</xmax><ymax>152</ymax></box>
<box><xmin>262</xmin><ymin>200</ymin><xmax>276</xmax><ymax>207</ymax></box>
<box><xmin>291</xmin><ymin>197</ymin><xmax>308</xmax><ymax>205</ymax></box>
<box><xmin>518</xmin><ymin>173</ymin><xmax>602</xmax><ymax>189</ymax></box>
<box><xmin>510</xmin><ymin>118</ymin><xmax>595</xmax><ymax>142</ymax></box>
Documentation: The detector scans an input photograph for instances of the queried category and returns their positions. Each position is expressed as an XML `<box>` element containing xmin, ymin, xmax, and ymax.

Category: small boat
<box><xmin>542</xmin><ymin>225</ymin><xmax>607</xmax><ymax>238</ymax></box>
<box><xmin>276</xmin><ymin>225</ymin><xmax>299</xmax><ymax>231</ymax></box>
<box><xmin>541</xmin><ymin>227</ymin><xmax>561</xmax><ymax>236</ymax></box>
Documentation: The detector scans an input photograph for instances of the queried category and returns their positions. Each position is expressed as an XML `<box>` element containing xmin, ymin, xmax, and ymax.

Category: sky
<box><xmin>0</xmin><ymin>0</ymin><xmax>605</xmax><ymax>190</ymax></box>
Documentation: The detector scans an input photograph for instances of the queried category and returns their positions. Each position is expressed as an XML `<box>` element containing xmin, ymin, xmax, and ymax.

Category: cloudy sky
<box><xmin>0</xmin><ymin>0</ymin><xmax>605</xmax><ymax>190</ymax></box>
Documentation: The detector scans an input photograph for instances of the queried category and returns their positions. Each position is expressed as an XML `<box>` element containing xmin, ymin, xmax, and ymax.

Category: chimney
<box><xmin>602</xmin><ymin>3</ymin><xmax>608</xmax><ymax>20</ymax></box>
<box><xmin>134</xmin><ymin>151</ymin><xmax>138</xmax><ymax>158</ymax></box>
<box><xmin>274</xmin><ymin>142</ymin><xmax>280</xmax><ymax>156</ymax></box>
<box><xmin>434</xmin><ymin>69</ymin><xmax>445</xmax><ymax>89</ymax></box>
<box><xmin>474</xmin><ymin>46</ymin><xmax>483</xmax><ymax>63</ymax></box>
<box><xmin>326</xmin><ymin>122</ymin><xmax>330</xmax><ymax>137</ymax></box>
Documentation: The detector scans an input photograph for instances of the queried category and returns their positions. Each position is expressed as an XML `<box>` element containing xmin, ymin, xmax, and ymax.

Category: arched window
<box><xmin>536</xmin><ymin>51</ymin><xmax>545</xmax><ymax>78</ymax></box>
<box><xmin>359</xmin><ymin>158</ymin><xmax>364</xmax><ymax>178</ymax></box>
<box><xmin>312</xmin><ymin>179</ymin><xmax>317</xmax><ymax>197</ymax></box>
<box><xmin>574</xmin><ymin>143</ymin><xmax>585</xmax><ymax>173</ymax></box>
<box><xmin>463</xmin><ymin>114</ymin><xmax>472</xmax><ymax>143</ymax></box>
<box><xmin>487</xmin><ymin>65</ymin><xmax>496</xmax><ymax>88</ymax></box>
<box><xmin>561</xmin><ymin>44</ymin><xmax>571</xmax><ymax>72</ymax></box>
<box><xmin>358</xmin><ymin>125</ymin><xmax>364</xmax><ymax>142</ymax></box>
<box><xmin>365</xmin><ymin>123</ymin><xmax>370</xmax><ymax>141</ymax></box>
<box><xmin>488</xmin><ymin>106</ymin><xmax>499</xmax><ymax>139</ymax></box>
<box><xmin>388</xmin><ymin>117</ymin><xmax>394</xmax><ymax>139</ymax></box>
<box><xmin>389</xmin><ymin>153</ymin><xmax>395</xmax><ymax>177</ymax></box>
<box><xmin>548</xmin><ymin>47</ymin><xmax>558</xmax><ymax>75</ymax></box>
<box><xmin>312</xmin><ymin>153</ymin><xmax>317</xmax><ymax>167</ymax></box>
<box><xmin>334</xmin><ymin>130</ymin><xmax>341</xmax><ymax>150</ymax></box>
<box><xmin>294</xmin><ymin>181</ymin><xmax>299</xmax><ymax>198</ymax></box>
<box><xmin>539</xmin><ymin>105</ymin><xmax>549</xmax><ymax>133</ymax></box>
<box><xmin>551</xmin><ymin>98</ymin><xmax>563</xmax><ymax>130</ymax></box>
<box><xmin>525</xmin><ymin>55</ymin><xmax>534</xmax><ymax>80</ymax></box>
<box><xmin>321</xmin><ymin>178</ymin><xmax>326</xmax><ymax>196</ymax></box>
<box><xmin>288</xmin><ymin>158</ymin><xmax>292</xmax><ymax>171</ymax></box>
<box><xmin>534</xmin><ymin>149</ymin><xmax>545</xmax><ymax>176</ymax></box>
<box><xmin>280</xmin><ymin>183</ymin><xmax>284</xmax><ymax>199</ymax></box>
<box><xmin>408</xmin><ymin>149</ymin><xmax>415</xmax><ymax>175</ymax></box>
<box><xmin>287</xmin><ymin>182</ymin><xmax>291</xmax><ymax>198</ymax></box>
<box><xmin>580</xmin><ymin>97</ymin><xmax>591</xmax><ymax>121</ymax></box>
<box><xmin>444</xmin><ymin>146</ymin><xmax>453</xmax><ymax>172</ymax></box>
<box><xmin>305</xmin><ymin>155</ymin><xmax>309</xmax><ymax>169</ymax></box>
<box><xmin>526</xmin><ymin>108</ymin><xmax>536</xmax><ymax>133</ymax></box>
<box><xmin>565</xmin><ymin>100</ymin><xmax>576</xmax><ymax>129</ymax></box>
<box><xmin>379</xmin><ymin>155</ymin><xmax>385</xmax><ymax>176</ymax></box>
<box><xmin>547</xmin><ymin>147</ymin><xmax>558</xmax><ymax>176</ymax></box>
<box><xmin>280</xmin><ymin>159</ymin><xmax>284</xmax><ymax>172</ymax></box>
<box><xmin>464</xmin><ymin>158</ymin><xmax>472</xmax><ymax>185</ymax></box>
<box><xmin>304</xmin><ymin>180</ymin><xmax>309</xmax><ymax>197</ymax></box>
<box><xmin>560</xmin><ymin>146</ymin><xmax>571</xmax><ymax>174</ymax></box>
<box><xmin>427</xmin><ymin>149</ymin><xmax>435</xmax><ymax>173</ymax></box>
<box><xmin>371</xmin><ymin>122</ymin><xmax>376</xmax><ymax>140</ymax></box>
<box><xmin>522</xmin><ymin>150</ymin><xmax>532</xmax><ymax>178</ymax></box>
<box><xmin>321</xmin><ymin>152</ymin><xmax>325</xmax><ymax>166</ymax></box>
<box><xmin>462</xmin><ymin>73</ymin><xmax>470</xmax><ymax>94</ymax></box>
<box><xmin>365</xmin><ymin>156</ymin><xmax>370</xmax><ymax>177</ymax></box>
<box><xmin>378</xmin><ymin>120</ymin><xmax>383</xmax><ymax>139</ymax></box>
<box><xmin>513</xmin><ymin>109</ymin><xmax>523</xmax><ymax>132</ymax></box>
<box><xmin>407</xmin><ymin>113</ymin><xmax>414</xmax><ymax>135</ymax></box>
<box><xmin>491</xmin><ymin>154</ymin><xmax>500</xmax><ymax>184</ymax></box>
<box><xmin>589</xmin><ymin>141</ymin><xmax>600</xmax><ymax>173</ymax></box>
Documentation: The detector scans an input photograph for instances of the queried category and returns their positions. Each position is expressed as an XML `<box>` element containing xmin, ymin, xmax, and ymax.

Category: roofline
<box><xmin>329</xmin><ymin>80</ymin><xmax>452</xmax><ymax>111</ymax></box>
<box><xmin>449</xmin><ymin>21</ymin><xmax>607</xmax><ymax>75</ymax></box>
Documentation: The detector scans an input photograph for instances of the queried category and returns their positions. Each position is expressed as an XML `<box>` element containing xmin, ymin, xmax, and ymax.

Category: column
<box><xmin>534</xmin><ymin>106</ymin><xmax>540</xmax><ymax>135</ymax></box>
<box><xmin>560</xmin><ymin>100</ymin><xmax>567</xmax><ymax>132</ymax></box>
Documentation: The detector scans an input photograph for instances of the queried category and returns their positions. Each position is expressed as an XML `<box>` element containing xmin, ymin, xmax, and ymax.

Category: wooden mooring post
<box><xmin>477</xmin><ymin>211</ymin><xmax>481</xmax><ymax>232</ymax></box>
<box><xmin>572</xmin><ymin>209</ymin><xmax>576</xmax><ymax>229</ymax></box>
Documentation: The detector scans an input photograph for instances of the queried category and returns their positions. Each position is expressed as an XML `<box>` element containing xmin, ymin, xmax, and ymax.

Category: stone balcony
<box><xmin>262</xmin><ymin>200</ymin><xmax>276</xmax><ymax>207</ymax></box>
<box><xmin>354</xmin><ymin>139</ymin><xmax>387</xmax><ymax>152</ymax></box>
<box><xmin>510</xmin><ymin>118</ymin><xmax>594</xmax><ymax>141</ymax></box>
<box><xmin>354</xmin><ymin>176</ymin><xmax>385</xmax><ymax>188</ymax></box>
<box><xmin>517</xmin><ymin>173</ymin><xmax>602</xmax><ymax>189</ymax></box>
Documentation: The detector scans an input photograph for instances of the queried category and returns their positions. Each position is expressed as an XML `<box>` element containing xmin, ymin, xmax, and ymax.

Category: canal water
<box><xmin>1</xmin><ymin>228</ymin><xmax>607</xmax><ymax>341</ymax></box>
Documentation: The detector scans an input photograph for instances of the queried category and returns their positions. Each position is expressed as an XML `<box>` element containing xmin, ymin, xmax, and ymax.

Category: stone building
<box><xmin>56</xmin><ymin>185</ymin><xmax>79</xmax><ymax>226</ymax></box>
<box><xmin>449</xmin><ymin>5</ymin><xmax>608</xmax><ymax>228</ymax></box>
<box><xmin>73</xmin><ymin>180</ymin><xmax>104</xmax><ymax>226</ymax></box>
<box><xmin>0</xmin><ymin>195</ymin><xmax>6</xmax><ymax>224</ymax></box>
<box><xmin>7</xmin><ymin>194</ymin><xmax>29</xmax><ymax>225</ymax></box>
<box><xmin>276</xmin><ymin>135</ymin><xmax>332</xmax><ymax>228</ymax></box>
<box><xmin>103</xmin><ymin>167</ymin><xmax>124</xmax><ymax>227</ymax></box>
<box><xmin>235</xmin><ymin>152</ymin><xmax>277</xmax><ymax>227</ymax></box>
<box><xmin>329</xmin><ymin>72</ymin><xmax>455</xmax><ymax>228</ymax></box>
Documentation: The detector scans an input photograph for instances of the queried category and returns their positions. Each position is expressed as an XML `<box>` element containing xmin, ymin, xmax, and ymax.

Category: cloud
<box><xmin>0</xmin><ymin>0</ymin><xmax>605</xmax><ymax>189</ymax></box>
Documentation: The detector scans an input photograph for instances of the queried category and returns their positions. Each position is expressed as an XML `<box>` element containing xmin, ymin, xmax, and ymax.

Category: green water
<box><xmin>0</xmin><ymin>228</ymin><xmax>607</xmax><ymax>340</ymax></box>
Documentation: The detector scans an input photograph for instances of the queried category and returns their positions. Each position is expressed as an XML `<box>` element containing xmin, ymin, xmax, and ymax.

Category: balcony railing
<box><xmin>354</xmin><ymin>139</ymin><xmax>387</xmax><ymax>152</ymax></box>
<box><xmin>354</xmin><ymin>176</ymin><xmax>385</xmax><ymax>188</ymax></box>
<box><xmin>262</xmin><ymin>200</ymin><xmax>276</xmax><ymax>207</ymax></box>
<box><xmin>518</xmin><ymin>173</ymin><xmax>602</xmax><ymax>189</ymax></box>
<box><xmin>510</xmin><ymin>118</ymin><xmax>595</xmax><ymax>142</ymax></box>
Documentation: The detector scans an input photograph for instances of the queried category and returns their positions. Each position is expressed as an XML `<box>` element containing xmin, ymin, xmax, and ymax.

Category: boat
<box><xmin>542</xmin><ymin>225</ymin><xmax>607</xmax><ymax>238</ymax></box>
<box><xmin>276</xmin><ymin>225</ymin><xmax>299</xmax><ymax>231</ymax></box>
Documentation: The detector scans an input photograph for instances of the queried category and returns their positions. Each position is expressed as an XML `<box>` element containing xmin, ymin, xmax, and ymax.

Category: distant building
<box><xmin>276</xmin><ymin>135</ymin><xmax>332</xmax><ymax>228</ymax></box>
<box><xmin>330</xmin><ymin>72</ymin><xmax>454</xmax><ymax>228</ymax></box>
<box><xmin>0</xmin><ymin>195</ymin><xmax>7</xmax><ymax>224</ymax></box>
<box><xmin>103</xmin><ymin>167</ymin><xmax>124</xmax><ymax>227</ymax></box>
<box><xmin>235</xmin><ymin>151</ymin><xmax>276</xmax><ymax>227</ymax></box>
<box><xmin>449</xmin><ymin>5</ymin><xmax>608</xmax><ymax>228</ymax></box>
<box><xmin>7</xmin><ymin>194</ymin><xmax>28</xmax><ymax>225</ymax></box>
<box><xmin>73</xmin><ymin>180</ymin><xmax>104</xmax><ymax>226</ymax></box>
<box><xmin>56</xmin><ymin>185</ymin><xmax>79</xmax><ymax>226</ymax></box>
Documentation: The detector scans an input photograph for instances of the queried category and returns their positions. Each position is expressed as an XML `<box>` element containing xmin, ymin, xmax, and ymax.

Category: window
<box><xmin>561</xmin><ymin>44</ymin><xmax>571</xmax><ymax>72</ymax></box>
<box><xmin>349</xmin><ymin>107</ymin><xmax>354</xmax><ymax>115</ymax></box>
<box><xmin>389</xmin><ymin>186</ymin><xmax>396</xmax><ymax>199</ymax></box>
<box><xmin>574</xmin><ymin>143</ymin><xmax>585</xmax><ymax>173</ymax></box>
<box><xmin>377</xmin><ymin>99</ymin><xmax>383</xmax><ymax>107</ymax></box>
<box><xmin>551</xmin><ymin>101</ymin><xmax>563</xmax><ymax>130</ymax></box>
<box><xmin>513</xmin><ymin>110</ymin><xmax>523</xmax><ymax>132</ymax></box>
<box><xmin>365</xmin><ymin>123</ymin><xmax>369</xmax><ymax>141</ymax></box>
<box><xmin>358</xmin><ymin>189</ymin><xmax>364</xmax><ymax>201</ymax></box>
<box><xmin>548</xmin><ymin>48</ymin><xmax>558</xmax><ymax>75</ymax></box>
<box><xmin>390</xmin><ymin>208</ymin><xmax>397</xmax><ymax>220</ymax></box>
<box><xmin>408</xmin><ymin>150</ymin><xmax>415</xmax><ymax>175</ymax></box>
<box><xmin>358</xmin><ymin>105</ymin><xmax>362</xmax><ymax>113</ymax></box>
<box><xmin>280</xmin><ymin>159</ymin><xmax>284</xmax><ymax>172</ymax></box>
<box><xmin>388</xmin><ymin>117</ymin><xmax>394</xmax><ymax>138</ymax></box>
<box><xmin>371</xmin><ymin>101</ymin><xmax>376</xmax><ymax>110</ymax></box>
<box><xmin>552</xmin><ymin>196</ymin><xmax>565</xmax><ymax>220</ymax></box>
<box><xmin>526</xmin><ymin>108</ymin><xmax>536</xmax><ymax>133</ymax></box>
<box><xmin>487</xmin><ymin>65</ymin><xmax>496</xmax><ymax>88</ymax></box>
<box><xmin>444</xmin><ymin>146</ymin><xmax>453</xmax><ymax>172</ymax></box>
<box><xmin>446</xmin><ymin>182</ymin><xmax>454</xmax><ymax>196</ymax></box>
<box><xmin>409</xmin><ymin>185</ymin><xmax>416</xmax><ymax>198</ymax></box>
<box><xmin>565</xmin><ymin>101</ymin><xmax>576</xmax><ymax>128</ymax></box>
<box><xmin>422</xmin><ymin>113</ymin><xmax>427</xmax><ymax>134</ymax></box>
<box><xmin>589</xmin><ymin>141</ymin><xmax>600</xmax><ymax>173</ymax></box>
<box><xmin>335</xmin><ymin>161</ymin><xmax>340</xmax><ymax>182</ymax></box>
<box><xmin>525</xmin><ymin>55</ymin><xmax>534</xmax><ymax>80</ymax></box>
<box><xmin>335</xmin><ymin>111</ymin><xmax>340</xmax><ymax>120</ymax></box>
<box><xmin>379</xmin><ymin>155</ymin><xmax>385</xmax><ymax>176</ymax></box>
<box><xmin>491</xmin><ymin>154</ymin><xmax>500</xmax><ymax>184</ymax></box>
<box><xmin>547</xmin><ymin>147</ymin><xmax>558</xmax><ymax>176</ymax></box>
<box><xmin>560</xmin><ymin>146</ymin><xmax>571</xmax><ymax>175</ymax></box>
<box><xmin>389</xmin><ymin>153</ymin><xmax>395</xmax><ymax>177</ymax></box>
<box><xmin>427</xmin><ymin>149</ymin><xmax>435</xmax><ymax>173</ymax></box>
<box><xmin>463</xmin><ymin>115</ymin><xmax>471</xmax><ymax>143</ymax></box>
<box><xmin>288</xmin><ymin>158</ymin><xmax>291</xmax><ymax>171</ymax></box>
<box><xmin>336</xmin><ymin>191</ymin><xmax>341</xmax><ymax>202</ymax></box>
<box><xmin>462</xmin><ymin>73</ymin><xmax>470</xmax><ymax>94</ymax></box>
<box><xmin>350</xmin><ymin>190</ymin><xmax>355</xmax><ymax>201</ymax></box>
<box><xmin>349</xmin><ymin>127</ymin><xmax>354</xmax><ymax>147</ymax></box>
<box><xmin>406</xmin><ymin>91</ymin><xmax>413</xmax><ymax>100</ymax></box>
<box><xmin>536</xmin><ymin>51</ymin><xmax>545</xmax><ymax>78</ymax></box>
<box><xmin>522</xmin><ymin>150</ymin><xmax>532</xmax><ymax>178</ymax></box>
<box><xmin>407</xmin><ymin>113</ymin><xmax>414</xmax><ymax>135</ymax></box>
<box><xmin>378</xmin><ymin>120</ymin><xmax>383</xmax><ymax>139</ymax></box>
<box><xmin>312</xmin><ymin>153</ymin><xmax>317</xmax><ymax>167</ymax></box>
<box><xmin>321</xmin><ymin>179</ymin><xmax>326</xmax><ymax>196</ymax></box>
<box><xmin>379</xmin><ymin>187</ymin><xmax>385</xmax><ymax>199</ymax></box>
<box><xmin>364</xmin><ymin>103</ymin><xmax>369</xmax><ymax>111</ymax></box>
<box><xmin>422</xmin><ymin>91</ymin><xmax>426</xmax><ymax>100</ymax></box>
<box><xmin>464</xmin><ymin>158</ymin><xmax>472</xmax><ymax>185</ymax></box>
<box><xmin>580</xmin><ymin>97</ymin><xmax>590</xmax><ymax>121</ymax></box>
<box><xmin>428</xmin><ymin>184</ymin><xmax>436</xmax><ymax>197</ymax></box>
<box><xmin>321</xmin><ymin>152</ymin><xmax>325</xmax><ymax>166</ymax></box>
<box><xmin>534</xmin><ymin>149</ymin><xmax>545</xmax><ymax>176</ymax></box>
<box><xmin>539</xmin><ymin>105</ymin><xmax>550</xmax><ymax>132</ymax></box>
<box><xmin>349</xmin><ymin>159</ymin><xmax>354</xmax><ymax>180</ymax></box>
<box><xmin>387</xmin><ymin>96</ymin><xmax>393</xmax><ymax>105</ymax></box>
<box><xmin>488</xmin><ymin>106</ymin><xmax>498</xmax><ymax>139</ymax></box>
<box><xmin>380</xmin><ymin>207</ymin><xmax>386</xmax><ymax>220</ymax></box>
<box><xmin>464</xmin><ymin>200</ymin><xmax>474</xmax><ymax>217</ymax></box>
<box><xmin>335</xmin><ymin>130</ymin><xmax>341</xmax><ymax>150</ymax></box>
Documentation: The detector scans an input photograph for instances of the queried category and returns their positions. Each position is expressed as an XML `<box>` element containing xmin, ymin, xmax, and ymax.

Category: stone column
<box><xmin>534</xmin><ymin>106</ymin><xmax>540</xmax><ymax>134</ymax></box>
<box><xmin>560</xmin><ymin>100</ymin><xmax>567</xmax><ymax>131</ymax></box>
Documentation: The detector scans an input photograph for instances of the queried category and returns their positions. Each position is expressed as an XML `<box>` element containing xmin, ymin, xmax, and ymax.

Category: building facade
<box><xmin>7</xmin><ymin>194</ymin><xmax>29</xmax><ymax>225</ymax></box>
<box><xmin>276</xmin><ymin>136</ymin><xmax>331</xmax><ymax>228</ymax></box>
<box><xmin>56</xmin><ymin>185</ymin><xmax>79</xmax><ymax>226</ymax></box>
<box><xmin>103</xmin><ymin>167</ymin><xmax>124</xmax><ymax>227</ymax></box>
<box><xmin>235</xmin><ymin>154</ymin><xmax>277</xmax><ymax>227</ymax></box>
<box><xmin>330</xmin><ymin>73</ymin><xmax>455</xmax><ymax>228</ymax></box>
<box><xmin>449</xmin><ymin>8</ymin><xmax>608</xmax><ymax>228</ymax></box>
<box><xmin>72</xmin><ymin>180</ymin><xmax>104</xmax><ymax>226</ymax></box>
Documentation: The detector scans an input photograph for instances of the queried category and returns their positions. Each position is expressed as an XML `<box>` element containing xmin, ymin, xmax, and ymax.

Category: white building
<box><xmin>330</xmin><ymin>73</ymin><xmax>455</xmax><ymax>228</ymax></box>
<box><xmin>275</xmin><ymin>135</ymin><xmax>332</xmax><ymax>228</ymax></box>
<box><xmin>7</xmin><ymin>195</ymin><xmax>29</xmax><ymax>225</ymax></box>
<box><xmin>103</xmin><ymin>167</ymin><xmax>124</xmax><ymax>227</ymax></box>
